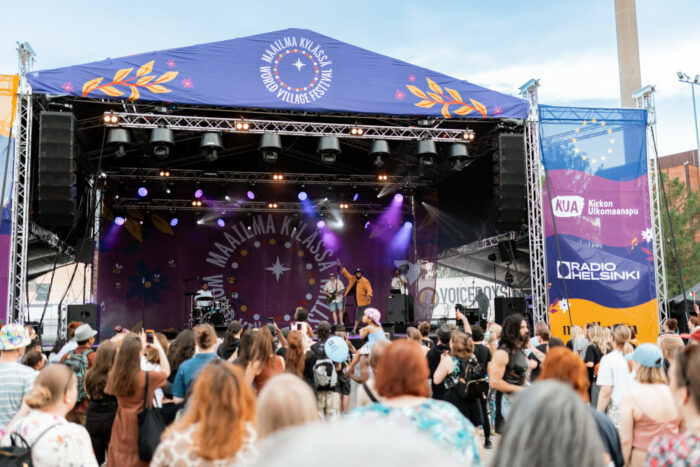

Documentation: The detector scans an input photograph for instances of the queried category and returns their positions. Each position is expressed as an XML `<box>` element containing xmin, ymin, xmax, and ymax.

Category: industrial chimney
<box><xmin>615</xmin><ymin>0</ymin><xmax>642</xmax><ymax>107</ymax></box>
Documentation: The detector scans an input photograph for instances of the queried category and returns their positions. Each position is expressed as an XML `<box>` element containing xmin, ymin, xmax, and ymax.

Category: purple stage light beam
<box><xmin>194</xmin><ymin>189</ymin><xmax>203</xmax><ymax>199</ymax></box>
<box><xmin>114</xmin><ymin>216</ymin><xmax>126</xmax><ymax>225</ymax></box>
<box><xmin>247</xmin><ymin>190</ymin><xmax>255</xmax><ymax>200</ymax></box>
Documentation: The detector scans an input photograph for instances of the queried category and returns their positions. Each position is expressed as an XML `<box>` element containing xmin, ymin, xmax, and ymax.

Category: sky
<box><xmin>1</xmin><ymin>0</ymin><xmax>699</xmax><ymax>157</ymax></box>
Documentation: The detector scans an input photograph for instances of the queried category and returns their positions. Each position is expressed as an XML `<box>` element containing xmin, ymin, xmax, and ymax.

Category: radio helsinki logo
<box><xmin>557</xmin><ymin>261</ymin><xmax>640</xmax><ymax>281</ymax></box>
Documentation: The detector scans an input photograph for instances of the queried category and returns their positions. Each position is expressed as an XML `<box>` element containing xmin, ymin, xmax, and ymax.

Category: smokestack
<box><xmin>615</xmin><ymin>0</ymin><xmax>642</xmax><ymax>107</ymax></box>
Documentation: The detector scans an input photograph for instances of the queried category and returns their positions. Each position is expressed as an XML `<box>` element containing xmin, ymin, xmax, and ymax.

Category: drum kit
<box><xmin>190</xmin><ymin>296</ymin><xmax>234</xmax><ymax>327</ymax></box>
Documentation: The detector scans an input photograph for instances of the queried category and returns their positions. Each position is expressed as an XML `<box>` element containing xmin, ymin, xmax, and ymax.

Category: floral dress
<box><xmin>0</xmin><ymin>409</ymin><xmax>98</xmax><ymax>466</ymax></box>
<box><xmin>348</xmin><ymin>399</ymin><xmax>482</xmax><ymax>466</ymax></box>
<box><xmin>644</xmin><ymin>432</ymin><xmax>700</xmax><ymax>467</ymax></box>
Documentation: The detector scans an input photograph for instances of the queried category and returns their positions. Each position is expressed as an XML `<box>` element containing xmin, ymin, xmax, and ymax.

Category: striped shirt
<box><xmin>0</xmin><ymin>362</ymin><xmax>37</xmax><ymax>430</ymax></box>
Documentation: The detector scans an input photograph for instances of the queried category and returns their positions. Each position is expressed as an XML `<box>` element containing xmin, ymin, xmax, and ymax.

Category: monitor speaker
<box><xmin>74</xmin><ymin>238</ymin><xmax>95</xmax><ymax>264</ymax></box>
<box><xmin>493</xmin><ymin>134</ymin><xmax>526</xmax><ymax>232</ymax></box>
<box><xmin>37</xmin><ymin>111</ymin><xmax>76</xmax><ymax>227</ymax></box>
<box><xmin>66</xmin><ymin>304</ymin><xmax>98</xmax><ymax>332</ymax></box>
<box><xmin>494</xmin><ymin>297</ymin><xmax>527</xmax><ymax>325</ymax></box>
<box><xmin>386</xmin><ymin>294</ymin><xmax>414</xmax><ymax>323</ymax></box>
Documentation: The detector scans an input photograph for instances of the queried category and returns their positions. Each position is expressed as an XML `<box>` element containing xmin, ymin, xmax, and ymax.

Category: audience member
<box><xmin>358</xmin><ymin>307</ymin><xmax>386</xmax><ymax>352</ymax></box>
<box><xmin>61</xmin><ymin>323</ymin><xmax>98</xmax><ymax>425</ymax></box>
<box><xmin>22</xmin><ymin>350</ymin><xmax>45</xmax><ymax>371</ymax></box>
<box><xmin>47</xmin><ymin>337</ymin><xmax>66</xmax><ymax>364</ymax></box>
<box><xmin>290</xmin><ymin>307</ymin><xmax>314</xmax><ymax>352</ymax></box>
<box><xmin>173</xmin><ymin>324</ymin><xmax>218</xmax><ymax>403</ymax></box>
<box><xmin>105</xmin><ymin>334</ymin><xmax>169</xmax><ymax>467</ymax></box>
<box><xmin>283</xmin><ymin>330</ymin><xmax>306</xmax><ymax>378</ymax></box>
<box><xmin>418</xmin><ymin>321</ymin><xmax>435</xmax><ymax>350</ymax></box>
<box><xmin>250</xmin><ymin>326</ymin><xmax>285</xmax><ymax>393</ymax></box>
<box><xmin>471</xmin><ymin>325</ymin><xmax>492</xmax><ymax>448</ymax></box>
<box><xmin>540</xmin><ymin>347</ymin><xmax>623</xmax><ymax>467</ymax></box>
<box><xmin>84</xmin><ymin>340</ymin><xmax>119</xmax><ymax>466</ymax></box>
<box><xmin>619</xmin><ymin>344</ymin><xmax>681</xmax><ymax>467</ymax></box>
<box><xmin>235</xmin><ymin>329</ymin><xmax>257</xmax><ymax>368</ymax></box>
<box><xmin>427</xmin><ymin>323</ymin><xmax>452</xmax><ymax>400</ymax></box>
<box><xmin>309</xmin><ymin>321</ymin><xmax>340</xmax><ymax>418</ymax></box>
<box><xmin>151</xmin><ymin>360</ymin><xmax>256</xmax><ymax>466</ymax></box>
<box><xmin>55</xmin><ymin>321</ymin><xmax>81</xmax><ymax>361</ymax></box>
<box><xmin>217</xmin><ymin>320</ymin><xmax>242</xmax><ymax>360</ymax></box>
<box><xmin>566</xmin><ymin>325</ymin><xmax>590</xmax><ymax>359</ymax></box>
<box><xmin>0</xmin><ymin>364</ymin><xmax>98</xmax><ymax>467</ymax></box>
<box><xmin>407</xmin><ymin>327</ymin><xmax>429</xmax><ymax>356</ymax></box>
<box><xmin>657</xmin><ymin>319</ymin><xmax>678</xmax><ymax>347</ymax></box>
<box><xmin>0</xmin><ymin>324</ymin><xmax>37</xmax><ymax>429</ymax></box>
<box><xmin>548</xmin><ymin>336</ymin><xmax>565</xmax><ymax>349</ymax></box>
<box><xmin>349</xmin><ymin>340</ymin><xmax>483</xmax><ymax>464</ymax></box>
<box><xmin>596</xmin><ymin>325</ymin><xmax>635</xmax><ymax>429</ymax></box>
<box><xmin>166</xmin><ymin>329</ymin><xmax>194</xmax><ymax>383</ymax></box>
<box><xmin>256</xmin><ymin>373</ymin><xmax>318</xmax><ymax>439</ymax></box>
<box><xmin>356</xmin><ymin>339</ymin><xmax>389</xmax><ymax>407</ymax></box>
<box><xmin>527</xmin><ymin>326</ymin><xmax>549</xmax><ymax>381</ymax></box>
<box><xmin>491</xmin><ymin>381</ymin><xmax>605</xmax><ymax>467</ymax></box>
<box><xmin>585</xmin><ymin>325</ymin><xmax>606</xmax><ymax>405</ymax></box>
<box><xmin>485</xmin><ymin>323</ymin><xmax>501</xmax><ymax>357</ymax></box>
<box><xmin>140</xmin><ymin>332</ymin><xmax>169</xmax><ymax>407</ymax></box>
<box><xmin>645</xmin><ymin>343</ymin><xmax>700</xmax><ymax>466</ymax></box>
<box><xmin>659</xmin><ymin>335</ymin><xmax>684</xmax><ymax>376</ymax></box>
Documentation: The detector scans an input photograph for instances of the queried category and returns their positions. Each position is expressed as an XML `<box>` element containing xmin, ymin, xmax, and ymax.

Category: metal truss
<box><xmin>107</xmin><ymin>112</ymin><xmax>475</xmax><ymax>143</ymax></box>
<box><xmin>522</xmin><ymin>80</ymin><xmax>548</xmax><ymax>324</ymax></box>
<box><xmin>111</xmin><ymin>198</ymin><xmax>396</xmax><ymax>215</ymax></box>
<box><xmin>105</xmin><ymin>168</ymin><xmax>429</xmax><ymax>188</ymax></box>
<box><xmin>634</xmin><ymin>86</ymin><xmax>668</xmax><ymax>324</ymax></box>
<box><xmin>29</xmin><ymin>222</ymin><xmax>76</xmax><ymax>258</ymax></box>
<box><xmin>7</xmin><ymin>43</ymin><xmax>34</xmax><ymax>324</ymax></box>
<box><xmin>538</xmin><ymin>105</ymin><xmax>647</xmax><ymax>124</ymax></box>
<box><xmin>438</xmin><ymin>232</ymin><xmax>516</xmax><ymax>260</ymax></box>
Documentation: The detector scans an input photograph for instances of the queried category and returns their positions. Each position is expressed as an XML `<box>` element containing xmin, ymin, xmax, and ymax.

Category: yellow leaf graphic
<box><xmin>146</xmin><ymin>84</ymin><xmax>172</xmax><ymax>94</ymax></box>
<box><xmin>126</xmin><ymin>209</ymin><xmax>143</xmax><ymax>220</ymax></box>
<box><xmin>151</xmin><ymin>214</ymin><xmax>174</xmax><ymax>236</ymax></box>
<box><xmin>82</xmin><ymin>77</ymin><xmax>103</xmax><ymax>96</ymax></box>
<box><xmin>136</xmin><ymin>60</ymin><xmax>154</xmax><ymax>77</ymax></box>
<box><xmin>124</xmin><ymin>219</ymin><xmax>143</xmax><ymax>243</ymax></box>
<box><xmin>427</xmin><ymin>92</ymin><xmax>444</xmax><ymax>103</ymax></box>
<box><xmin>113</xmin><ymin>67</ymin><xmax>133</xmax><ymax>83</ymax></box>
<box><xmin>426</xmin><ymin>78</ymin><xmax>443</xmax><ymax>95</ymax></box>
<box><xmin>152</xmin><ymin>71</ymin><xmax>178</xmax><ymax>84</ymax></box>
<box><xmin>454</xmin><ymin>105</ymin><xmax>475</xmax><ymax>116</ymax></box>
<box><xmin>446</xmin><ymin>87</ymin><xmax>462</xmax><ymax>102</ymax></box>
<box><xmin>127</xmin><ymin>86</ymin><xmax>139</xmax><ymax>101</ymax></box>
<box><xmin>136</xmin><ymin>75</ymin><xmax>155</xmax><ymax>85</ymax></box>
<box><xmin>415</xmin><ymin>100</ymin><xmax>436</xmax><ymax>109</ymax></box>
<box><xmin>406</xmin><ymin>85</ymin><xmax>428</xmax><ymax>99</ymax></box>
<box><xmin>100</xmin><ymin>86</ymin><xmax>124</xmax><ymax>97</ymax></box>
<box><xmin>441</xmin><ymin>103</ymin><xmax>451</xmax><ymax>119</ymax></box>
<box><xmin>470</xmin><ymin>99</ymin><xmax>487</xmax><ymax>117</ymax></box>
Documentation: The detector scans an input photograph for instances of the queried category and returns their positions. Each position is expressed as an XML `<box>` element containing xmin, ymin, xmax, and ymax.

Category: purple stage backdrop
<box><xmin>96</xmin><ymin>209</ymin><xmax>437</xmax><ymax>334</ymax></box>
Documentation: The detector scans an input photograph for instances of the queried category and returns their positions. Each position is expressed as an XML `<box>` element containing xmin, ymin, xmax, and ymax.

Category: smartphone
<box><xmin>145</xmin><ymin>330</ymin><xmax>155</xmax><ymax>344</ymax></box>
<box><xmin>268</xmin><ymin>317</ymin><xmax>275</xmax><ymax>324</ymax></box>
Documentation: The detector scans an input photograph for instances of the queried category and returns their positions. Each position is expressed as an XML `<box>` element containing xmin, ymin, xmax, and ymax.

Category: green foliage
<box><xmin>660</xmin><ymin>173</ymin><xmax>700</xmax><ymax>296</ymax></box>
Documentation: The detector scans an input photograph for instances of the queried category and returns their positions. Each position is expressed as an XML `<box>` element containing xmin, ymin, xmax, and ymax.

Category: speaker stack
<box><xmin>66</xmin><ymin>304</ymin><xmax>99</xmax><ymax>338</ymax></box>
<box><xmin>493</xmin><ymin>134</ymin><xmax>527</xmax><ymax>232</ymax></box>
<box><xmin>494</xmin><ymin>297</ymin><xmax>527</xmax><ymax>325</ymax></box>
<box><xmin>37</xmin><ymin>111</ymin><xmax>76</xmax><ymax>227</ymax></box>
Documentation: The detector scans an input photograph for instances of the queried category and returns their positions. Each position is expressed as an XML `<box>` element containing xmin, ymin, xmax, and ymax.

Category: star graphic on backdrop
<box><xmin>641</xmin><ymin>227</ymin><xmax>654</xmax><ymax>243</ymax></box>
<box><xmin>265</xmin><ymin>257</ymin><xmax>291</xmax><ymax>282</ymax></box>
<box><xmin>292</xmin><ymin>58</ymin><xmax>306</xmax><ymax>71</ymax></box>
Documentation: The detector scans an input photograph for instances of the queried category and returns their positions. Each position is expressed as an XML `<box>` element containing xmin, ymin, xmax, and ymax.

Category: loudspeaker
<box><xmin>462</xmin><ymin>308</ymin><xmax>481</xmax><ymax>329</ymax></box>
<box><xmin>494</xmin><ymin>297</ymin><xmax>527</xmax><ymax>325</ymax></box>
<box><xmin>381</xmin><ymin>322</ymin><xmax>395</xmax><ymax>339</ymax></box>
<box><xmin>66</xmin><ymin>304</ymin><xmax>98</xmax><ymax>331</ymax></box>
<box><xmin>386</xmin><ymin>294</ymin><xmax>414</xmax><ymax>323</ymax></box>
<box><xmin>494</xmin><ymin>134</ymin><xmax>526</xmax><ymax>232</ymax></box>
<box><xmin>75</xmin><ymin>238</ymin><xmax>96</xmax><ymax>264</ymax></box>
<box><xmin>38</xmin><ymin>111</ymin><xmax>76</xmax><ymax>226</ymax></box>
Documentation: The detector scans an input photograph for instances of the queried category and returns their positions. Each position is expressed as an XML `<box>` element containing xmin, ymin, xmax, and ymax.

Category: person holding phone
<box><xmin>290</xmin><ymin>308</ymin><xmax>314</xmax><ymax>352</ymax></box>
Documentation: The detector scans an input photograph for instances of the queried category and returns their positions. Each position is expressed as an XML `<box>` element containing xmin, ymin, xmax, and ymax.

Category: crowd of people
<box><xmin>0</xmin><ymin>305</ymin><xmax>698</xmax><ymax>466</ymax></box>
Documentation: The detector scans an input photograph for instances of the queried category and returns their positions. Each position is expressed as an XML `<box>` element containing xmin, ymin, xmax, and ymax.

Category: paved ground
<box><xmin>480</xmin><ymin>432</ymin><xmax>500</xmax><ymax>465</ymax></box>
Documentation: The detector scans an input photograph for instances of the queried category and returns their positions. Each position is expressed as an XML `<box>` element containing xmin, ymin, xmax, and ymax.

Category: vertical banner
<box><xmin>539</xmin><ymin>106</ymin><xmax>658</xmax><ymax>342</ymax></box>
<box><xmin>0</xmin><ymin>75</ymin><xmax>18</xmax><ymax>325</ymax></box>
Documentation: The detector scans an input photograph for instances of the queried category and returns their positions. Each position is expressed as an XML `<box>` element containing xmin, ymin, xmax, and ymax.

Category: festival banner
<box><xmin>539</xmin><ymin>106</ymin><xmax>658</xmax><ymax>342</ymax></box>
<box><xmin>96</xmin><ymin>209</ymin><xmax>437</xmax><ymax>335</ymax></box>
<box><xmin>0</xmin><ymin>75</ymin><xmax>18</xmax><ymax>325</ymax></box>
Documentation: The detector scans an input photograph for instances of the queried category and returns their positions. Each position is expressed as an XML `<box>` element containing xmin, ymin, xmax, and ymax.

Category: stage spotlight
<box><xmin>339</xmin><ymin>203</ymin><xmax>349</xmax><ymax>209</ymax></box>
<box><xmin>217</xmin><ymin>218</ymin><xmax>225</xmax><ymax>227</ymax></box>
<box><xmin>107</xmin><ymin>128</ymin><xmax>132</xmax><ymax>158</ymax></box>
<box><xmin>197</xmin><ymin>218</ymin><xmax>204</xmax><ymax>225</ymax></box>
<box><xmin>169</xmin><ymin>217</ymin><xmax>179</xmax><ymax>227</ymax></box>
<box><xmin>350</xmin><ymin>126</ymin><xmax>364</xmax><ymax>136</ymax></box>
<box><xmin>247</xmin><ymin>190</ymin><xmax>255</xmax><ymax>200</ymax></box>
<box><xmin>267</xmin><ymin>202</ymin><xmax>278</xmax><ymax>208</ymax></box>
<box><xmin>201</xmin><ymin>132</ymin><xmax>223</xmax><ymax>162</ymax></box>
<box><xmin>416</xmin><ymin>118</ymin><xmax>434</xmax><ymax>127</ymax></box>
<box><xmin>103</xmin><ymin>113</ymin><xmax>119</xmax><ymax>125</ymax></box>
<box><xmin>461</xmin><ymin>130</ymin><xmax>475</xmax><ymax>141</ymax></box>
<box><xmin>318</xmin><ymin>136</ymin><xmax>340</xmax><ymax>164</ymax></box>
<box><xmin>403</xmin><ymin>221</ymin><xmax>413</xmax><ymax>228</ymax></box>
<box><xmin>114</xmin><ymin>216</ymin><xmax>126</xmax><ymax>226</ymax></box>
<box><xmin>364</xmin><ymin>221</ymin><xmax>371</xmax><ymax>229</ymax></box>
<box><xmin>235</xmin><ymin>121</ymin><xmax>251</xmax><ymax>131</ymax></box>
<box><xmin>191</xmin><ymin>200</ymin><xmax>202</xmax><ymax>207</ymax></box>
<box><xmin>259</xmin><ymin>133</ymin><xmax>281</xmax><ymax>164</ymax></box>
<box><xmin>394</xmin><ymin>193</ymin><xmax>403</xmax><ymax>202</ymax></box>
<box><xmin>150</xmin><ymin>127</ymin><xmax>174</xmax><ymax>159</ymax></box>
<box><xmin>353</xmin><ymin>192</ymin><xmax>359</xmax><ymax>202</ymax></box>
<box><xmin>194</xmin><ymin>189</ymin><xmax>203</xmax><ymax>199</ymax></box>
<box><xmin>416</xmin><ymin>139</ymin><xmax>437</xmax><ymax>167</ymax></box>
<box><xmin>159</xmin><ymin>170</ymin><xmax>171</xmax><ymax>177</ymax></box>
<box><xmin>420</xmin><ymin>155</ymin><xmax>434</xmax><ymax>166</ymax></box>
<box><xmin>448</xmin><ymin>143</ymin><xmax>469</xmax><ymax>171</ymax></box>
<box><xmin>137</xmin><ymin>187</ymin><xmax>148</xmax><ymax>197</ymax></box>
<box><xmin>272</xmin><ymin>173</ymin><xmax>284</xmax><ymax>180</ymax></box>
<box><xmin>370</xmin><ymin>140</ymin><xmax>389</xmax><ymax>168</ymax></box>
<box><xmin>298</xmin><ymin>191</ymin><xmax>308</xmax><ymax>201</ymax></box>
<box><xmin>317</xmin><ymin>220</ymin><xmax>326</xmax><ymax>228</ymax></box>
<box><xmin>378</xmin><ymin>174</ymin><xmax>388</xmax><ymax>181</ymax></box>
<box><xmin>224</xmin><ymin>195</ymin><xmax>231</xmax><ymax>202</ymax></box>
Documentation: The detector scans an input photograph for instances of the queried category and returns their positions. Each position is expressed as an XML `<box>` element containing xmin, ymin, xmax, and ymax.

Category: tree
<box><xmin>660</xmin><ymin>173</ymin><xmax>700</xmax><ymax>297</ymax></box>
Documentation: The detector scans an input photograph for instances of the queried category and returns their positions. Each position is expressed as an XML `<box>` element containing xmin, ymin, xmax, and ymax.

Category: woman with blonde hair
<box><xmin>584</xmin><ymin>325</ymin><xmax>606</xmax><ymax>405</ymax></box>
<box><xmin>0</xmin><ymin>364</ymin><xmax>98</xmax><ymax>466</ymax></box>
<box><xmin>619</xmin><ymin>344</ymin><xmax>681</xmax><ymax>467</ymax></box>
<box><xmin>151</xmin><ymin>360</ymin><xmax>257</xmax><ymax>465</ymax></box>
<box><xmin>407</xmin><ymin>327</ymin><xmax>429</xmax><ymax>356</ymax></box>
<box><xmin>256</xmin><ymin>373</ymin><xmax>319</xmax><ymax>439</ymax></box>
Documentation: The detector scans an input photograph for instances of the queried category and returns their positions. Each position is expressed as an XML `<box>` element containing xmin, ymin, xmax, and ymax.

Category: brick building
<box><xmin>658</xmin><ymin>150</ymin><xmax>699</xmax><ymax>241</ymax></box>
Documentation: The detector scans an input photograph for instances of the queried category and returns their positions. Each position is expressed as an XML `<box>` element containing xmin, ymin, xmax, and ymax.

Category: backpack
<box><xmin>313</xmin><ymin>357</ymin><xmax>337</xmax><ymax>390</ymax></box>
<box><xmin>455</xmin><ymin>356</ymin><xmax>488</xmax><ymax>400</ymax></box>
<box><xmin>0</xmin><ymin>424</ymin><xmax>58</xmax><ymax>466</ymax></box>
<box><xmin>64</xmin><ymin>349</ymin><xmax>92</xmax><ymax>403</ymax></box>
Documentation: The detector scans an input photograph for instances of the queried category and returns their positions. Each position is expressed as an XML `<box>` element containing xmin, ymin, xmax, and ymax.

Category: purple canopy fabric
<box><xmin>27</xmin><ymin>28</ymin><xmax>528</xmax><ymax>119</ymax></box>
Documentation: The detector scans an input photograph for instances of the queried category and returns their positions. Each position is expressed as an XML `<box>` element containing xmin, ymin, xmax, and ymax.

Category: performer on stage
<box><xmin>323</xmin><ymin>271</ymin><xmax>345</xmax><ymax>325</ymax></box>
<box><xmin>339</xmin><ymin>262</ymin><xmax>373</xmax><ymax>334</ymax></box>
<box><xmin>390</xmin><ymin>267</ymin><xmax>408</xmax><ymax>295</ymax></box>
<box><xmin>194</xmin><ymin>281</ymin><xmax>214</xmax><ymax>316</ymax></box>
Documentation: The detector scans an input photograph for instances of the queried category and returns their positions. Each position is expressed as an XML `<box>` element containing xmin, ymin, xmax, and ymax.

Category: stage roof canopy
<box><xmin>27</xmin><ymin>28</ymin><xmax>528</xmax><ymax>119</ymax></box>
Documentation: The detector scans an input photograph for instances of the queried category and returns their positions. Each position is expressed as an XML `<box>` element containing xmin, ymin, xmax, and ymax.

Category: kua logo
<box><xmin>552</xmin><ymin>196</ymin><xmax>584</xmax><ymax>218</ymax></box>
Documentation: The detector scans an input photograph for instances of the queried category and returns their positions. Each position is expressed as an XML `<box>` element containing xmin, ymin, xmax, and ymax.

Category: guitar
<box><xmin>326</xmin><ymin>291</ymin><xmax>338</xmax><ymax>304</ymax></box>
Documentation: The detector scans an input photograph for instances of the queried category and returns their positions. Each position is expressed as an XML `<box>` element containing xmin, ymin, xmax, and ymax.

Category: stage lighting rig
<box><xmin>350</xmin><ymin>126</ymin><xmax>364</xmax><ymax>136</ymax></box>
<box><xmin>318</xmin><ymin>136</ymin><xmax>340</xmax><ymax>164</ymax></box>
<box><xmin>103</xmin><ymin>113</ymin><xmax>119</xmax><ymax>125</ymax></box>
<box><xmin>159</xmin><ymin>170</ymin><xmax>170</xmax><ymax>177</ymax></box>
<box><xmin>339</xmin><ymin>203</ymin><xmax>349</xmax><ymax>209</ymax></box>
<box><xmin>235</xmin><ymin>120</ymin><xmax>251</xmax><ymax>131</ymax></box>
<box><xmin>267</xmin><ymin>202</ymin><xmax>279</xmax><ymax>209</ymax></box>
<box><xmin>259</xmin><ymin>133</ymin><xmax>281</xmax><ymax>164</ymax></box>
<box><xmin>461</xmin><ymin>130</ymin><xmax>475</xmax><ymax>141</ymax></box>
<box><xmin>272</xmin><ymin>173</ymin><xmax>284</xmax><ymax>180</ymax></box>
<box><xmin>377</xmin><ymin>174</ymin><xmax>388</xmax><ymax>181</ymax></box>
<box><xmin>191</xmin><ymin>200</ymin><xmax>202</xmax><ymax>207</ymax></box>
<box><xmin>201</xmin><ymin>132</ymin><xmax>223</xmax><ymax>162</ymax></box>
<box><xmin>448</xmin><ymin>143</ymin><xmax>469</xmax><ymax>171</ymax></box>
<box><xmin>416</xmin><ymin>139</ymin><xmax>437</xmax><ymax>167</ymax></box>
<box><xmin>107</xmin><ymin>128</ymin><xmax>132</xmax><ymax>158</ymax></box>
<box><xmin>150</xmin><ymin>127</ymin><xmax>174</xmax><ymax>159</ymax></box>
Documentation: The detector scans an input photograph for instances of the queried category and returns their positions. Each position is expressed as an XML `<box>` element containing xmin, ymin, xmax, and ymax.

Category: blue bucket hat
<box><xmin>625</xmin><ymin>343</ymin><xmax>663</xmax><ymax>368</ymax></box>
